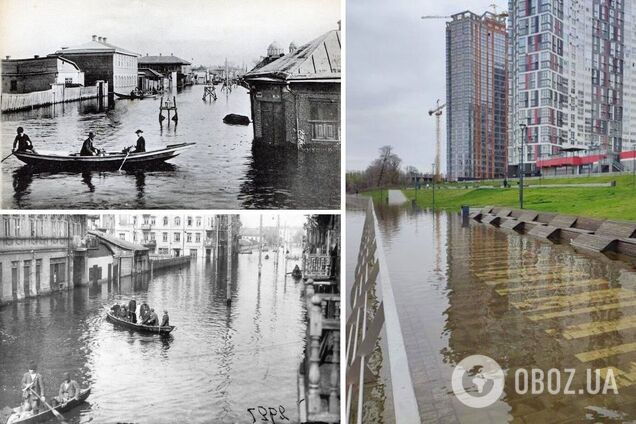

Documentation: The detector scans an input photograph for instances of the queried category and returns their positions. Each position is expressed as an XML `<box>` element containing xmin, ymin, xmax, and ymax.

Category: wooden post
<box><xmin>258</xmin><ymin>215</ymin><xmax>263</xmax><ymax>276</ymax></box>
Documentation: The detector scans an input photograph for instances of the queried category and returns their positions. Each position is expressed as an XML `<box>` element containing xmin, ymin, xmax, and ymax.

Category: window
<box><xmin>309</xmin><ymin>100</ymin><xmax>340</xmax><ymax>142</ymax></box>
<box><xmin>163</xmin><ymin>216</ymin><xmax>168</xmax><ymax>226</ymax></box>
<box><xmin>162</xmin><ymin>232</ymin><xmax>168</xmax><ymax>242</ymax></box>
<box><xmin>186</xmin><ymin>233</ymin><xmax>192</xmax><ymax>242</ymax></box>
<box><xmin>187</xmin><ymin>217</ymin><xmax>192</xmax><ymax>227</ymax></box>
<box><xmin>4</xmin><ymin>218</ymin><xmax>10</xmax><ymax>236</ymax></box>
<box><xmin>150</xmin><ymin>232</ymin><xmax>156</xmax><ymax>241</ymax></box>
<box><xmin>190</xmin><ymin>249</ymin><xmax>198</xmax><ymax>258</ymax></box>
<box><xmin>174</xmin><ymin>232</ymin><xmax>180</xmax><ymax>242</ymax></box>
<box><xmin>195</xmin><ymin>233</ymin><xmax>201</xmax><ymax>243</ymax></box>
<box><xmin>196</xmin><ymin>217</ymin><xmax>201</xmax><ymax>227</ymax></box>
<box><xmin>64</xmin><ymin>77</ymin><xmax>73</xmax><ymax>87</ymax></box>
<box><xmin>175</xmin><ymin>217</ymin><xmax>181</xmax><ymax>226</ymax></box>
<box><xmin>119</xmin><ymin>233</ymin><xmax>126</xmax><ymax>240</ymax></box>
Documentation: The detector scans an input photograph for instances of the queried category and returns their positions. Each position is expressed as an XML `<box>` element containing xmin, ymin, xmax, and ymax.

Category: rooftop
<box><xmin>245</xmin><ymin>29</ymin><xmax>341</xmax><ymax>82</ymax></box>
<box><xmin>88</xmin><ymin>230</ymin><xmax>148</xmax><ymax>252</ymax></box>
<box><xmin>55</xmin><ymin>35</ymin><xmax>139</xmax><ymax>57</ymax></box>
<box><xmin>139</xmin><ymin>54</ymin><xmax>192</xmax><ymax>66</ymax></box>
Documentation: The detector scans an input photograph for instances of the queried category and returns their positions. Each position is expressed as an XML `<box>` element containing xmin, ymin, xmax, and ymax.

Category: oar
<box><xmin>1</xmin><ymin>151</ymin><xmax>14</xmax><ymax>163</ymax></box>
<box><xmin>118</xmin><ymin>149</ymin><xmax>131</xmax><ymax>172</ymax></box>
<box><xmin>26</xmin><ymin>387</ymin><xmax>67</xmax><ymax>423</ymax></box>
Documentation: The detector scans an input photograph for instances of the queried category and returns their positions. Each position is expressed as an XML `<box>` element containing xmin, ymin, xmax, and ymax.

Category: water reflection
<box><xmin>356</xmin><ymin>201</ymin><xmax>636</xmax><ymax>422</ymax></box>
<box><xmin>1</xmin><ymin>86</ymin><xmax>340</xmax><ymax>209</ymax></box>
<box><xmin>0</xmin><ymin>251</ymin><xmax>306</xmax><ymax>423</ymax></box>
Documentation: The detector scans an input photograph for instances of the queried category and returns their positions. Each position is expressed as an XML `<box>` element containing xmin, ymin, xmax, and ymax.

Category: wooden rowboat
<box><xmin>114</xmin><ymin>92</ymin><xmax>146</xmax><ymax>99</ymax></box>
<box><xmin>13</xmin><ymin>143</ymin><xmax>194</xmax><ymax>171</ymax></box>
<box><xmin>4</xmin><ymin>388</ymin><xmax>90</xmax><ymax>424</ymax></box>
<box><xmin>106</xmin><ymin>312</ymin><xmax>175</xmax><ymax>335</ymax></box>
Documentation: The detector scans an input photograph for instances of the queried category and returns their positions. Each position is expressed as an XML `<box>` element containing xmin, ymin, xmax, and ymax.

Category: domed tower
<box><xmin>267</xmin><ymin>41</ymin><xmax>283</xmax><ymax>58</ymax></box>
<box><xmin>289</xmin><ymin>42</ymin><xmax>298</xmax><ymax>54</ymax></box>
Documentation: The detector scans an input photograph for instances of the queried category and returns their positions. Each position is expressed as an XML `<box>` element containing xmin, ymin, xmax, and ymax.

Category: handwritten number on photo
<box><xmin>246</xmin><ymin>405</ymin><xmax>289</xmax><ymax>423</ymax></box>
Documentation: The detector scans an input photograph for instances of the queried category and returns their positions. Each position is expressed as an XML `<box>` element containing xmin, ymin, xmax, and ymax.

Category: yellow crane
<box><xmin>428</xmin><ymin>100</ymin><xmax>445</xmax><ymax>182</ymax></box>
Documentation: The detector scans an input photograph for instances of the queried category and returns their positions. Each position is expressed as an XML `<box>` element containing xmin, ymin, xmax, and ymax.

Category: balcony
<box><xmin>303</xmin><ymin>254</ymin><xmax>331</xmax><ymax>281</ymax></box>
<box><xmin>140</xmin><ymin>224</ymin><xmax>152</xmax><ymax>231</ymax></box>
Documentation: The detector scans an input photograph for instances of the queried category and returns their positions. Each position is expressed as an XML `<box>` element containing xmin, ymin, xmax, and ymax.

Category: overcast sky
<box><xmin>347</xmin><ymin>0</ymin><xmax>506</xmax><ymax>173</ymax></box>
<box><xmin>0</xmin><ymin>0</ymin><xmax>339</xmax><ymax>68</ymax></box>
<box><xmin>240</xmin><ymin>213</ymin><xmax>307</xmax><ymax>229</ymax></box>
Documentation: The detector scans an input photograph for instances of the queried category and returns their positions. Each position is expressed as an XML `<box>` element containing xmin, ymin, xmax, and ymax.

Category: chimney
<box><xmin>34</xmin><ymin>55</ymin><xmax>39</xmax><ymax>58</ymax></box>
<box><xmin>103</xmin><ymin>37</ymin><xmax>107</xmax><ymax>43</ymax></box>
<box><xmin>92</xmin><ymin>35</ymin><xmax>97</xmax><ymax>41</ymax></box>
<box><xmin>98</xmin><ymin>37</ymin><xmax>103</xmax><ymax>43</ymax></box>
<box><xmin>5</xmin><ymin>55</ymin><xmax>10</xmax><ymax>60</ymax></box>
<box><xmin>159</xmin><ymin>53</ymin><xmax>162</xmax><ymax>56</ymax></box>
<box><xmin>337</xmin><ymin>20</ymin><xmax>341</xmax><ymax>31</ymax></box>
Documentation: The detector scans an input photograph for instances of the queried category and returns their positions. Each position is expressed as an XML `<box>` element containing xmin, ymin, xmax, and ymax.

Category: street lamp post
<box><xmin>519</xmin><ymin>123</ymin><xmax>527</xmax><ymax>209</ymax></box>
<box><xmin>432</xmin><ymin>163</ymin><xmax>436</xmax><ymax>209</ymax></box>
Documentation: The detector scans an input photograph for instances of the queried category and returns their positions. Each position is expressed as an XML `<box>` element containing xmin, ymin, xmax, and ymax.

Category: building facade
<box><xmin>1</xmin><ymin>56</ymin><xmax>84</xmax><ymax>94</ymax></box>
<box><xmin>55</xmin><ymin>35</ymin><xmax>138</xmax><ymax>95</ymax></box>
<box><xmin>446</xmin><ymin>11</ymin><xmax>509</xmax><ymax>180</ymax></box>
<box><xmin>244</xmin><ymin>29</ymin><xmax>341</xmax><ymax>148</ymax></box>
<box><xmin>138</xmin><ymin>54</ymin><xmax>192</xmax><ymax>88</ymax></box>
<box><xmin>509</xmin><ymin>0</ymin><xmax>634</xmax><ymax>173</ymax></box>
<box><xmin>0</xmin><ymin>215</ymin><xmax>87</xmax><ymax>304</ymax></box>
<box><xmin>100</xmin><ymin>214</ymin><xmax>241</xmax><ymax>260</ymax></box>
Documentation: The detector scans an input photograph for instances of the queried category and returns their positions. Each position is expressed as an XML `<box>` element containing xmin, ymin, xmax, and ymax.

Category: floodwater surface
<box><xmin>0</xmin><ymin>86</ymin><xmax>340</xmax><ymax>209</ymax></box>
<box><xmin>348</xmin><ymin>201</ymin><xmax>636</xmax><ymax>423</ymax></box>
<box><xmin>0</xmin><ymin>251</ymin><xmax>306</xmax><ymax>423</ymax></box>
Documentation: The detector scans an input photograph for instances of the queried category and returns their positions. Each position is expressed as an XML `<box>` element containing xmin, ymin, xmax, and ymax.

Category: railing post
<box><xmin>329</xmin><ymin>330</ymin><xmax>340</xmax><ymax>414</ymax></box>
<box><xmin>307</xmin><ymin>292</ymin><xmax>322</xmax><ymax>414</ymax></box>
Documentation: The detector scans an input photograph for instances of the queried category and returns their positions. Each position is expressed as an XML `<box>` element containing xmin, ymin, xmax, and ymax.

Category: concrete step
<box><xmin>571</xmin><ymin>234</ymin><xmax>617</xmax><ymax>253</ymax></box>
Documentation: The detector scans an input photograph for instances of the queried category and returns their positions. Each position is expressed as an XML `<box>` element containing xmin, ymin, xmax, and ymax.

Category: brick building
<box><xmin>0</xmin><ymin>215</ymin><xmax>87</xmax><ymax>304</ymax></box>
<box><xmin>54</xmin><ymin>35</ymin><xmax>139</xmax><ymax>95</ymax></box>
<box><xmin>244</xmin><ymin>29</ymin><xmax>341</xmax><ymax>148</ymax></box>
<box><xmin>1</xmin><ymin>55</ymin><xmax>84</xmax><ymax>94</ymax></box>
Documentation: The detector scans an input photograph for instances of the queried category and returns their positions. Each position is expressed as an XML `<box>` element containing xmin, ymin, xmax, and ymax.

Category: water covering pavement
<box><xmin>348</xmin><ymin>200</ymin><xmax>636</xmax><ymax>423</ymax></box>
<box><xmin>0</xmin><ymin>250</ymin><xmax>306</xmax><ymax>423</ymax></box>
<box><xmin>0</xmin><ymin>86</ymin><xmax>340</xmax><ymax>209</ymax></box>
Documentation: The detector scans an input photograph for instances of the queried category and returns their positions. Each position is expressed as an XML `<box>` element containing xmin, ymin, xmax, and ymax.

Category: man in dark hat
<box><xmin>133</xmin><ymin>130</ymin><xmax>145</xmax><ymax>153</ymax></box>
<box><xmin>80</xmin><ymin>132</ymin><xmax>99</xmax><ymax>156</ymax></box>
<box><xmin>21</xmin><ymin>362</ymin><xmax>45</xmax><ymax>414</ymax></box>
<box><xmin>12</xmin><ymin>127</ymin><xmax>35</xmax><ymax>153</ymax></box>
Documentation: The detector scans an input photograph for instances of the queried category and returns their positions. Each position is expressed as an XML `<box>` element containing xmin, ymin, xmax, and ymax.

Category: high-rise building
<box><xmin>509</xmin><ymin>0</ymin><xmax>634</xmax><ymax>173</ymax></box>
<box><xmin>446</xmin><ymin>11</ymin><xmax>509</xmax><ymax>181</ymax></box>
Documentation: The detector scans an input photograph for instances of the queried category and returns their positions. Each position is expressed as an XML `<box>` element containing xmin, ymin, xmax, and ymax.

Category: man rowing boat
<box><xmin>80</xmin><ymin>132</ymin><xmax>100</xmax><ymax>156</ymax></box>
<box><xmin>52</xmin><ymin>372</ymin><xmax>80</xmax><ymax>406</ymax></box>
<box><xmin>21</xmin><ymin>362</ymin><xmax>44</xmax><ymax>414</ymax></box>
<box><xmin>12</xmin><ymin>127</ymin><xmax>35</xmax><ymax>154</ymax></box>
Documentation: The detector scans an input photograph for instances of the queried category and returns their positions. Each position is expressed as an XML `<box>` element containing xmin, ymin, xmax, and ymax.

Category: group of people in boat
<box><xmin>11</xmin><ymin>126</ymin><xmax>146</xmax><ymax>157</ymax></box>
<box><xmin>6</xmin><ymin>362</ymin><xmax>81</xmax><ymax>423</ymax></box>
<box><xmin>110</xmin><ymin>298</ymin><xmax>169</xmax><ymax>327</ymax></box>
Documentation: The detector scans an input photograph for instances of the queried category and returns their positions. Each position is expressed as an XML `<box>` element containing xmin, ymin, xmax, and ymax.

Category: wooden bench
<box><xmin>549</xmin><ymin>215</ymin><xmax>577</xmax><ymax>228</ymax></box>
<box><xmin>571</xmin><ymin>234</ymin><xmax>618</xmax><ymax>253</ymax></box>
<box><xmin>527</xmin><ymin>225</ymin><xmax>560</xmax><ymax>241</ymax></box>
<box><xmin>595</xmin><ymin>221</ymin><xmax>636</xmax><ymax>238</ymax></box>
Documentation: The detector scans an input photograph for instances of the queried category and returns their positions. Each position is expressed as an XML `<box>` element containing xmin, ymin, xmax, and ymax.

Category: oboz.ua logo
<box><xmin>451</xmin><ymin>355</ymin><xmax>505</xmax><ymax>408</ymax></box>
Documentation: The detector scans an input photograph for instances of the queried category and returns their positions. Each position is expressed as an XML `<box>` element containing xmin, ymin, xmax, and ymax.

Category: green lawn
<box><xmin>365</xmin><ymin>174</ymin><xmax>636</xmax><ymax>222</ymax></box>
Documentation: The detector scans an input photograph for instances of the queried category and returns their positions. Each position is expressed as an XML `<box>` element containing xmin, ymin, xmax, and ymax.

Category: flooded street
<box><xmin>0</xmin><ymin>86</ymin><xmax>340</xmax><ymax>209</ymax></box>
<box><xmin>0</xmin><ymin>251</ymin><xmax>306</xmax><ymax>423</ymax></box>
<box><xmin>348</xmin><ymin>201</ymin><xmax>636</xmax><ymax>423</ymax></box>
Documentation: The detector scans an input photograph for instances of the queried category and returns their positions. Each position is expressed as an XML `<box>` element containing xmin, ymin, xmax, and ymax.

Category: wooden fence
<box><xmin>1</xmin><ymin>82</ymin><xmax>108</xmax><ymax>112</ymax></box>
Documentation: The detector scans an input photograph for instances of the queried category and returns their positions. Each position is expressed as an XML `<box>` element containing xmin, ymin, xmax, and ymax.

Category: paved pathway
<box><xmin>388</xmin><ymin>189</ymin><xmax>408</xmax><ymax>205</ymax></box>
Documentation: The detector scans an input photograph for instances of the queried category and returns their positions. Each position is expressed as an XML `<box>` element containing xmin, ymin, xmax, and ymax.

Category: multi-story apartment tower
<box><xmin>446</xmin><ymin>11</ymin><xmax>509</xmax><ymax>181</ymax></box>
<box><xmin>509</xmin><ymin>0</ymin><xmax>632</xmax><ymax>173</ymax></box>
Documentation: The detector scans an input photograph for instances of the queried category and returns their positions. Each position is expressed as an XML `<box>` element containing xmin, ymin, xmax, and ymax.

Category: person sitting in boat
<box><xmin>12</xmin><ymin>127</ymin><xmax>36</xmax><ymax>154</ymax></box>
<box><xmin>80</xmin><ymin>132</ymin><xmax>100</xmax><ymax>156</ymax></box>
<box><xmin>121</xmin><ymin>305</ymin><xmax>129</xmax><ymax>321</ymax></box>
<box><xmin>133</xmin><ymin>130</ymin><xmax>146</xmax><ymax>153</ymax></box>
<box><xmin>52</xmin><ymin>372</ymin><xmax>80</xmax><ymax>406</ymax></box>
<box><xmin>128</xmin><ymin>298</ymin><xmax>137</xmax><ymax>323</ymax></box>
<box><xmin>110</xmin><ymin>304</ymin><xmax>121</xmax><ymax>316</ymax></box>
<box><xmin>21</xmin><ymin>362</ymin><xmax>45</xmax><ymax>414</ymax></box>
<box><xmin>161</xmin><ymin>310</ymin><xmax>169</xmax><ymax>327</ymax></box>
<box><xmin>143</xmin><ymin>308</ymin><xmax>159</xmax><ymax>326</ymax></box>
<box><xmin>139</xmin><ymin>302</ymin><xmax>150</xmax><ymax>322</ymax></box>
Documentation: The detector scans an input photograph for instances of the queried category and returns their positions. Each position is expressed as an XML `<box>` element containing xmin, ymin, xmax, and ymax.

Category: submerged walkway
<box><xmin>387</xmin><ymin>189</ymin><xmax>408</xmax><ymax>205</ymax></box>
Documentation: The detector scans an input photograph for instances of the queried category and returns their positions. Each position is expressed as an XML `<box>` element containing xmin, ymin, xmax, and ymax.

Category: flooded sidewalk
<box><xmin>348</xmin><ymin>201</ymin><xmax>636</xmax><ymax>423</ymax></box>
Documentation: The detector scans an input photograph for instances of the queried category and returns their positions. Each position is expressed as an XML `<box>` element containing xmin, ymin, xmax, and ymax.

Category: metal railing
<box><xmin>303</xmin><ymin>253</ymin><xmax>332</xmax><ymax>280</ymax></box>
<box><xmin>345</xmin><ymin>199</ymin><xmax>421</xmax><ymax>424</ymax></box>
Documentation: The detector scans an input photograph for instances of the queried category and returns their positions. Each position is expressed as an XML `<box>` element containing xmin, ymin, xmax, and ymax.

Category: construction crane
<box><xmin>421</xmin><ymin>4</ymin><xmax>508</xmax><ymax>20</ymax></box>
<box><xmin>428</xmin><ymin>100</ymin><xmax>445</xmax><ymax>182</ymax></box>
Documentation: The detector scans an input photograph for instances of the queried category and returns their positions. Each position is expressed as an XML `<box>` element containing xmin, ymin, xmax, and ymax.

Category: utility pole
<box><xmin>226</xmin><ymin>217</ymin><xmax>232</xmax><ymax>306</ymax></box>
<box><xmin>258</xmin><ymin>215</ymin><xmax>263</xmax><ymax>276</ymax></box>
<box><xmin>432</xmin><ymin>163</ymin><xmax>436</xmax><ymax>209</ymax></box>
<box><xmin>519</xmin><ymin>123</ymin><xmax>527</xmax><ymax>209</ymax></box>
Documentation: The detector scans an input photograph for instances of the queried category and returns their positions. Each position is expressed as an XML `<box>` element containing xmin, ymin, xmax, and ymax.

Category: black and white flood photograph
<box><xmin>0</xmin><ymin>0</ymin><xmax>341</xmax><ymax>210</ymax></box>
<box><xmin>0</xmin><ymin>212</ymin><xmax>341</xmax><ymax>423</ymax></box>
